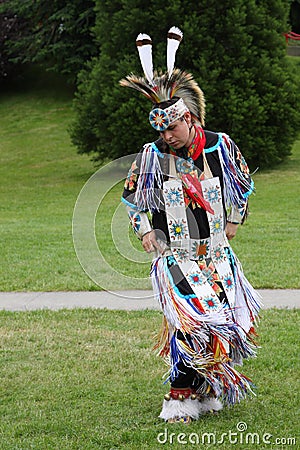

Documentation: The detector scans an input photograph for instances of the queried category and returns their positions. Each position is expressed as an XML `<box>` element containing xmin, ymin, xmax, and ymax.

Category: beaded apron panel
<box><xmin>163</xmin><ymin>176</ymin><xmax>237</xmax><ymax>311</ymax></box>
<box><xmin>163</xmin><ymin>178</ymin><xmax>222</xmax><ymax>313</ymax></box>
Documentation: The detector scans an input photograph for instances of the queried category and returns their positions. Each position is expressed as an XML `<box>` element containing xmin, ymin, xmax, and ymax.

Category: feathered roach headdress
<box><xmin>120</xmin><ymin>26</ymin><xmax>205</xmax><ymax>131</ymax></box>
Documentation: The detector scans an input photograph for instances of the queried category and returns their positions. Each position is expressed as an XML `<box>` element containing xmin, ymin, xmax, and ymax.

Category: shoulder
<box><xmin>139</xmin><ymin>138</ymin><xmax>168</xmax><ymax>153</ymax></box>
<box><xmin>136</xmin><ymin>139</ymin><xmax>167</xmax><ymax>165</ymax></box>
<box><xmin>204</xmin><ymin>130</ymin><xmax>222</xmax><ymax>154</ymax></box>
<box><xmin>204</xmin><ymin>130</ymin><xmax>238</xmax><ymax>152</ymax></box>
<box><xmin>204</xmin><ymin>130</ymin><xmax>219</xmax><ymax>147</ymax></box>
<box><xmin>154</xmin><ymin>137</ymin><xmax>168</xmax><ymax>153</ymax></box>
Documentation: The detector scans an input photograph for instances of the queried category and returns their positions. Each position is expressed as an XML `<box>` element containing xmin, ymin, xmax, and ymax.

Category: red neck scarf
<box><xmin>170</xmin><ymin>124</ymin><xmax>206</xmax><ymax>161</ymax></box>
<box><xmin>187</xmin><ymin>124</ymin><xmax>206</xmax><ymax>160</ymax></box>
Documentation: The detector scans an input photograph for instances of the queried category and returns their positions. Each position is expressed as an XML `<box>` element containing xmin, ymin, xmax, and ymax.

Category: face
<box><xmin>159</xmin><ymin>112</ymin><xmax>193</xmax><ymax>149</ymax></box>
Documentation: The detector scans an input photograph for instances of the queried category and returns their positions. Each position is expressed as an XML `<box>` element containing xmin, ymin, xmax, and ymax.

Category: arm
<box><xmin>219</xmin><ymin>135</ymin><xmax>254</xmax><ymax>238</ymax></box>
<box><xmin>226</xmin><ymin>202</ymin><xmax>246</xmax><ymax>239</ymax></box>
<box><xmin>220</xmin><ymin>134</ymin><xmax>254</xmax><ymax>226</ymax></box>
<box><xmin>122</xmin><ymin>149</ymin><xmax>164</xmax><ymax>253</ymax></box>
<box><xmin>122</xmin><ymin>154</ymin><xmax>153</xmax><ymax>239</ymax></box>
<box><xmin>225</xmin><ymin>221</ymin><xmax>239</xmax><ymax>240</ymax></box>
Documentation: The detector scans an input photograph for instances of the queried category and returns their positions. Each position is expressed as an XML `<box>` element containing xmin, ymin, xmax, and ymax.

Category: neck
<box><xmin>186</xmin><ymin>125</ymin><xmax>196</xmax><ymax>148</ymax></box>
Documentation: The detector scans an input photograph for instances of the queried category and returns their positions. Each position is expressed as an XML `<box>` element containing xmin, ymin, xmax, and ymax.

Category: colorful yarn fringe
<box><xmin>134</xmin><ymin>143</ymin><xmax>164</xmax><ymax>212</ymax></box>
<box><xmin>218</xmin><ymin>134</ymin><xmax>254</xmax><ymax>213</ymax></box>
<box><xmin>227</xmin><ymin>246</ymin><xmax>262</xmax><ymax>333</ymax></box>
<box><xmin>151</xmin><ymin>256</ymin><xmax>259</xmax><ymax>405</ymax></box>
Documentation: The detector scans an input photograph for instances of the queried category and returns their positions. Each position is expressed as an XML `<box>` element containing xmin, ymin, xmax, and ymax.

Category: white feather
<box><xmin>159</xmin><ymin>397</ymin><xmax>223</xmax><ymax>421</ymax></box>
<box><xmin>159</xmin><ymin>398</ymin><xmax>202</xmax><ymax>420</ymax></box>
<box><xmin>167</xmin><ymin>26</ymin><xmax>183</xmax><ymax>78</ymax></box>
<box><xmin>199</xmin><ymin>397</ymin><xmax>223</xmax><ymax>413</ymax></box>
<box><xmin>136</xmin><ymin>33</ymin><xmax>154</xmax><ymax>86</ymax></box>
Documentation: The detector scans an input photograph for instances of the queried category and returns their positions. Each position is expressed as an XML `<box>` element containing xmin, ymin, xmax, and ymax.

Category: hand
<box><xmin>142</xmin><ymin>230</ymin><xmax>164</xmax><ymax>254</ymax></box>
<box><xmin>225</xmin><ymin>222</ymin><xmax>239</xmax><ymax>240</ymax></box>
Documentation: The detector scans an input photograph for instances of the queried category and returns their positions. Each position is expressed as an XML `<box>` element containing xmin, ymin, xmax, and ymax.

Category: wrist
<box><xmin>141</xmin><ymin>230</ymin><xmax>153</xmax><ymax>239</ymax></box>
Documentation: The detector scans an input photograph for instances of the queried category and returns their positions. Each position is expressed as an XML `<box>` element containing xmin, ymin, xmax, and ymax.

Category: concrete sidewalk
<box><xmin>0</xmin><ymin>289</ymin><xmax>299</xmax><ymax>312</ymax></box>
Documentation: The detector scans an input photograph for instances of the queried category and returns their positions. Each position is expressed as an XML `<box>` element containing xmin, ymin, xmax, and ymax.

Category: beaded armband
<box><xmin>227</xmin><ymin>206</ymin><xmax>244</xmax><ymax>225</ymax></box>
<box><xmin>126</xmin><ymin>206</ymin><xmax>152</xmax><ymax>240</ymax></box>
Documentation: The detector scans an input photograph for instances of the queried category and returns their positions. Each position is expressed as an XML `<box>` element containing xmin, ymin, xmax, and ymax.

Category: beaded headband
<box><xmin>149</xmin><ymin>98</ymin><xmax>189</xmax><ymax>131</ymax></box>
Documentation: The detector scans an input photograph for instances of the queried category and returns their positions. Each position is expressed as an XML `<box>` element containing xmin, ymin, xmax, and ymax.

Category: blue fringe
<box><xmin>134</xmin><ymin>143</ymin><xmax>164</xmax><ymax>212</ymax></box>
<box><xmin>218</xmin><ymin>136</ymin><xmax>254</xmax><ymax>211</ymax></box>
<box><xmin>169</xmin><ymin>334</ymin><xmax>194</xmax><ymax>381</ymax></box>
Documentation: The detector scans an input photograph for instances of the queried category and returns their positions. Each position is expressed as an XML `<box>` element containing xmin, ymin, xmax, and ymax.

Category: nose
<box><xmin>163</xmin><ymin>130</ymin><xmax>172</xmax><ymax>142</ymax></box>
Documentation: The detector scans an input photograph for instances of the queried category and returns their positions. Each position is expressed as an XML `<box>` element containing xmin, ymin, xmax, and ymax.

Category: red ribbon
<box><xmin>181</xmin><ymin>172</ymin><xmax>214</xmax><ymax>214</ymax></box>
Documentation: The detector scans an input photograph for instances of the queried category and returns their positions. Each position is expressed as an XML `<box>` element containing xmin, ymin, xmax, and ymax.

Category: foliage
<box><xmin>0</xmin><ymin>0</ymin><xmax>97</xmax><ymax>83</ymax></box>
<box><xmin>70</xmin><ymin>0</ymin><xmax>300</xmax><ymax>169</ymax></box>
<box><xmin>0</xmin><ymin>0</ymin><xmax>26</xmax><ymax>81</ymax></box>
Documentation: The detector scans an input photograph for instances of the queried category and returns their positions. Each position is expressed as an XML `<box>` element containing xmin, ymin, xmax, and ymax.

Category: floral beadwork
<box><xmin>202</xmin><ymin>295</ymin><xmax>219</xmax><ymax>310</ymax></box>
<box><xmin>176</xmin><ymin>157</ymin><xmax>194</xmax><ymax>174</ymax></box>
<box><xmin>212</xmin><ymin>246</ymin><xmax>226</xmax><ymax>262</ymax></box>
<box><xmin>211</xmin><ymin>215</ymin><xmax>223</xmax><ymax>234</ymax></box>
<box><xmin>169</xmin><ymin>218</ymin><xmax>189</xmax><ymax>240</ymax></box>
<box><xmin>164</xmin><ymin>186</ymin><xmax>184</xmax><ymax>207</ymax></box>
<box><xmin>190</xmin><ymin>239</ymin><xmax>210</xmax><ymax>260</ymax></box>
<box><xmin>173</xmin><ymin>248</ymin><xmax>190</xmax><ymax>263</ymax></box>
<box><xmin>124</xmin><ymin>160</ymin><xmax>138</xmax><ymax>191</ymax></box>
<box><xmin>188</xmin><ymin>273</ymin><xmax>204</xmax><ymax>286</ymax></box>
<box><xmin>204</xmin><ymin>185</ymin><xmax>221</xmax><ymax>204</ymax></box>
<box><xmin>236</xmin><ymin>148</ymin><xmax>250</xmax><ymax>175</ymax></box>
<box><xmin>128</xmin><ymin>210</ymin><xmax>141</xmax><ymax>233</ymax></box>
<box><xmin>222</xmin><ymin>274</ymin><xmax>235</xmax><ymax>290</ymax></box>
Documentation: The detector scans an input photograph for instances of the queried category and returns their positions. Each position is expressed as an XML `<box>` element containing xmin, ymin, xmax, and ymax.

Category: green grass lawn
<box><xmin>0</xmin><ymin>71</ymin><xmax>299</xmax><ymax>290</ymax></box>
<box><xmin>0</xmin><ymin>75</ymin><xmax>97</xmax><ymax>291</ymax></box>
<box><xmin>0</xmin><ymin>308</ymin><xmax>298</xmax><ymax>449</ymax></box>
<box><xmin>231</xmin><ymin>142</ymin><xmax>300</xmax><ymax>288</ymax></box>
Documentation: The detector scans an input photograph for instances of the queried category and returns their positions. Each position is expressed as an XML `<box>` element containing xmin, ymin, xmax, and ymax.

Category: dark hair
<box><xmin>152</xmin><ymin>97</ymin><xmax>180</xmax><ymax>110</ymax></box>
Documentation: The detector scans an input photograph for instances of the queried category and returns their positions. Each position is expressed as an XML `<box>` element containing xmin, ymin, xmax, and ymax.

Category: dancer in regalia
<box><xmin>121</xmin><ymin>27</ymin><xmax>262</xmax><ymax>424</ymax></box>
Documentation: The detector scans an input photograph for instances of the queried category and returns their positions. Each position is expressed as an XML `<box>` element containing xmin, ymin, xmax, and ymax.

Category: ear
<box><xmin>183</xmin><ymin>111</ymin><xmax>192</xmax><ymax>125</ymax></box>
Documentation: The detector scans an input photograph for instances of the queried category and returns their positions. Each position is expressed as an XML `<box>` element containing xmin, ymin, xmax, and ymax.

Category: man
<box><xmin>121</xmin><ymin>27</ymin><xmax>261</xmax><ymax>424</ymax></box>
